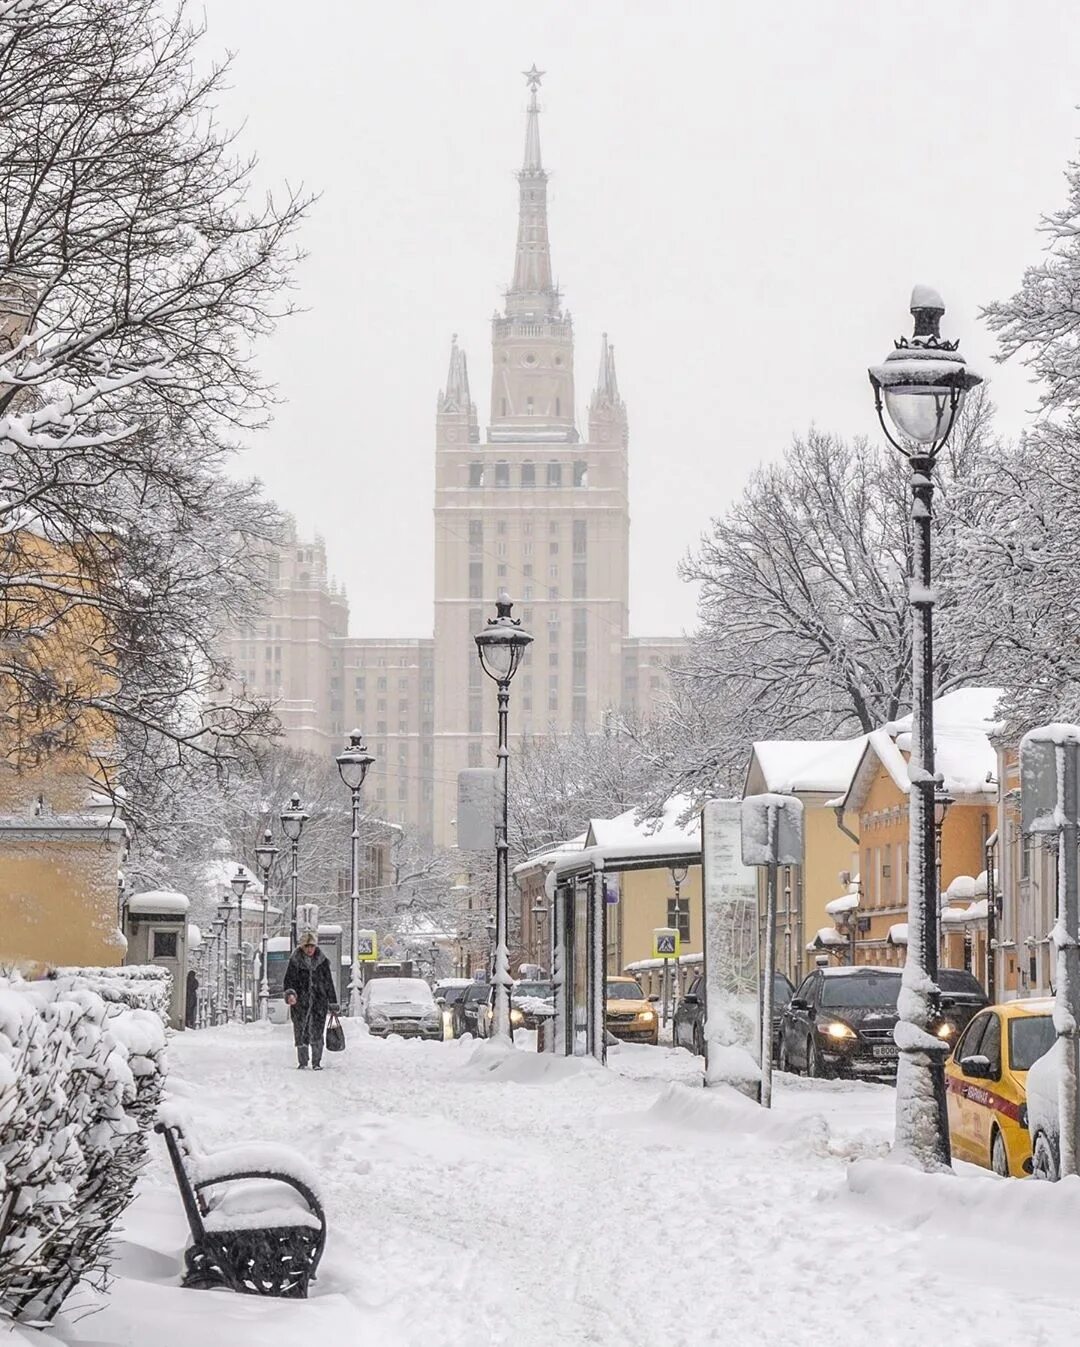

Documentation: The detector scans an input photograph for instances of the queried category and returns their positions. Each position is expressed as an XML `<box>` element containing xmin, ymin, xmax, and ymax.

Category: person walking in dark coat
<box><xmin>283</xmin><ymin>930</ymin><xmax>339</xmax><ymax>1069</ymax></box>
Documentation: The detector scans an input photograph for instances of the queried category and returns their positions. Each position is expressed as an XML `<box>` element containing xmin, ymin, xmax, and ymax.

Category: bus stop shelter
<box><xmin>538</xmin><ymin>800</ymin><xmax>700</xmax><ymax>1065</ymax></box>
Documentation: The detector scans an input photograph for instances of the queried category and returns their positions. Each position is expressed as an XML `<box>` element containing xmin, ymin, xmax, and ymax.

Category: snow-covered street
<box><xmin>37</xmin><ymin>1026</ymin><xmax>1080</xmax><ymax>1347</ymax></box>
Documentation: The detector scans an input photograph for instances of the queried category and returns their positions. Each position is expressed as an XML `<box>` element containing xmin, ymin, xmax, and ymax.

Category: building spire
<box><xmin>591</xmin><ymin>333</ymin><xmax>622</xmax><ymax>412</ymax></box>
<box><xmin>508</xmin><ymin>65</ymin><xmax>556</xmax><ymax>314</ymax></box>
<box><xmin>439</xmin><ymin>333</ymin><xmax>472</xmax><ymax>413</ymax></box>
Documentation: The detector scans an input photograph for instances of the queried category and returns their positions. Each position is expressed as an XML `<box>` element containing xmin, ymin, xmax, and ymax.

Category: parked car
<box><xmin>937</xmin><ymin>968</ymin><xmax>991</xmax><ymax>1042</ymax></box>
<box><xmin>605</xmin><ymin>977</ymin><xmax>658</xmax><ymax>1046</ymax></box>
<box><xmin>673</xmin><ymin>971</ymin><xmax>794</xmax><ymax>1058</ymax></box>
<box><xmin>511</xmin><ymin>980</ymin><xmax>554</xmax><ymax>1029</ymax></box>
<box><xmin>778</xmin><ymin>967</ymin><xmax>901</xmax><ymax>1078</ymax></box>
<box><xmin>453</xmin><ymin>980</ymin><xmax>493</xmax><ymax>1038</ymax></box>
<box><xmin>359</xmin><ymin>976</ymin><xmax>444</xmax><ymax>1040</ymax></box>
<box><xmin>433</xmin><ymin>979</ymin><xmax>473</xmax><ymax>1039</ymax></box>
<box><xmin>948</xmin><ymin>998</ymin><xmax>1054</xmax><ymax>1178</ymax></box>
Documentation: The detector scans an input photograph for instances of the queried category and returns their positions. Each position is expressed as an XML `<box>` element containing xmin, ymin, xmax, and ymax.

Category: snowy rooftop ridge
<box><xmin>749</xmin><ymin>735</ymin><xmax>868</xmax><ymax>795</ymax></box>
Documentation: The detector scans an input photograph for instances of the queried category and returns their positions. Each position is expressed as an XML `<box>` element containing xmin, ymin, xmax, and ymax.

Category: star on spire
<box><xmin>523</xmin><ymin>64</ymin><xmax>544</xmax><ymax>94</ymax></box>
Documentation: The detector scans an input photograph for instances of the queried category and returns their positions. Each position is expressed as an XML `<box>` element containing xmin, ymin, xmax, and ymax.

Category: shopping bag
<box><xmin>325</xmin><ymin>1013</ymin><xmax>345</xmax><ymax>1052</ymax></box>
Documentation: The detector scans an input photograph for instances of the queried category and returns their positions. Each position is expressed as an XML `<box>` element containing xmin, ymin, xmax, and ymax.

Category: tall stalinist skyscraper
<box><xmin>432</xmin><ymin>67</ymin><xmax>632</xmax><ymax>845</ymax></box>
<box><xmin>223</xmin><ymin>70</ymin><xmax>685</xmax><ymax>852</ymax></box>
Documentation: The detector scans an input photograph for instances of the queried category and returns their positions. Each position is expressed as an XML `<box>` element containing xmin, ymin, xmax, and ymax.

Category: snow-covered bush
<box><xmin>50</xmin><ymin>964</ymin><xmax>172</xmax><ymax>1026</ymax></box>
<box><xmin>0</xmin><ymin>973</ymin><xmax>168</xmax><ymax>1322</ymax></box>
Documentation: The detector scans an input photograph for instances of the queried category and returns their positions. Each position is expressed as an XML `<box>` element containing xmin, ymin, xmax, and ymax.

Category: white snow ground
<box><xmin>14</xmin><ymin>1023</ymin><xmax>1080</xmax><ymax>1347</ymax></box>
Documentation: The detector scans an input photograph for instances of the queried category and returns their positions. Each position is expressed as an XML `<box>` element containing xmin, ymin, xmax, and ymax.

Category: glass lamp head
<box><xmin>336</xmin><ymin>728</ymin><xmax>374</xmax><ymax>791</ymax></box>
<box><xmin>475</xmin><ymin>589</ymin><xmax>534</xmax><ymax>685</ymax></box>
<box><xmin>279</xmin><ymin>793</ymin><xmax>309</xmax><ymax>842</ymax></box>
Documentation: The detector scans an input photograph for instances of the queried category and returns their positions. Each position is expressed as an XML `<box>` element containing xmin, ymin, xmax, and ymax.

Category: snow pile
<box><xmin>0</xmin><ymin>974</ymin><xmax>168</xmax><ymax>1324</ymax></box>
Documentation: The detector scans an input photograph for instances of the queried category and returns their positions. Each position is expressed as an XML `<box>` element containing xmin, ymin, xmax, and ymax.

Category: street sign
<box><xmin>1020</xmin><ymin>728</ymin><xmax>1080</xmax><ymax>835</ymax></box>
<box><xmin>356</xmin><ymin>929</ymin><xmax>378</xmax><ymax>962</ymax></box>
<box><xmin>740</xmin><ymin>793</ymin><xmax>805</xmax><ymax>866</ymax></box>
<box><xmin>457</xmin><ymin>768</ymin><xmax>498</xmax><ymax>850</ymax></box>
<box><xmin>653</xmin><ymin>927</ymin><xmax>680</xmax><ymax>959</ymax></box>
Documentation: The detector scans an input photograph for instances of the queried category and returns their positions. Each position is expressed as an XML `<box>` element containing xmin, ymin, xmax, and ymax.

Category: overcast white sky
<box><xmin>203</xmin><ymin>0</ymin><xmax>1080</xmax><ymax>639</ymax></box>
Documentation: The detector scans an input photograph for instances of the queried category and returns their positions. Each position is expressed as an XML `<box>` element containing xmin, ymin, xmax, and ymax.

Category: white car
<box><xmin>360</xmin><ymin>977</ymin><xmax>444</xmax><ymax>1040</ymax></box>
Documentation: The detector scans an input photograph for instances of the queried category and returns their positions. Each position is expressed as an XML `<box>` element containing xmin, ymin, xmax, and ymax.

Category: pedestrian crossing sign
<box><xmin>653</xmin><ymin>927</ymin><xmax>680</xmax><ymax>959</ymax></box>
<box><xmin>357</xmin><ymin>930</ymin><xmax>378</xmax><ymax>961</ymax></box>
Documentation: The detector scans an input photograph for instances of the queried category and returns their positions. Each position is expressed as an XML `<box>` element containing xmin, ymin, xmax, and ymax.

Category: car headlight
<box><xmin>369</xmin><ymin>1011</ymin><xmax>389</xmax><ymax>1027</ymax></box>
<box><xmin>510</xmin><ymin>1008</ymin><xmax>524</xmax><ymax>1026</ymax></box>
<box><xmin>423</xmin><ymin>1009</ymin><xmax>441</xmax><ymax>1025</ymax></box>
<box><xmin>637</xmin><ymin>1010</ymin><xmax>656</xmax><ymax>1023</ymax></box>
<box><xmin>821</xmin><ymin>1021</ymin><xmax>856</xmax><ymax>1040</ymax></box>
<box><xmin>936</xmin><ymin>1022</ymin><xmax>956</xmax><ymax>1040</ymax></box>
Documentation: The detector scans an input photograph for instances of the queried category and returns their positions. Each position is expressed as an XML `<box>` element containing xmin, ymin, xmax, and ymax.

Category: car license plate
<box><xmin>872</xmin><ymin>1044</ymin><xmax>898</xmax><ymax>1059</ymax></box>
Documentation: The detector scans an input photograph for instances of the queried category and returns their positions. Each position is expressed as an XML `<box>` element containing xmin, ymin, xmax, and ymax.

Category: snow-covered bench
<box><xmin>154</xmin><ymin>1117</ymin><xmax>327</xmax><ymax>1298</ymax></box>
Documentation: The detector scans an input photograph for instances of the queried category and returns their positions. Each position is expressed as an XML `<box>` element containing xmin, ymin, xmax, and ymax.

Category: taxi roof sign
<box><xmin>653</xmin><ymin>927</ymin><xmax>681</xmax><ymax>959</ymax></box>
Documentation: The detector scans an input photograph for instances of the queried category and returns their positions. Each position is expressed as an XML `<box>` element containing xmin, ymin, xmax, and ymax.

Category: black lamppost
<box><xmin>934</xmin><ymin>787</ymin><xmax>954</xmax><ymax>964</ymax></box>
<box><xmin>869</xmin><ymin>287</ymin><xmax>981</xmax><ymax>1168</ymax></box>
<box><xmin>230</xmin><ymin>866</ymin><xmax>250</xmax><ymax>1021</ymax></box>
<box><xmin>474</xmin><ymin>590</ymin><xmax>533</xmax><ymax>1041</ymax></box>
<box><xmin>336</xmin><ymin>728</ymin><xmax>374</xmax><ymax>1016</ymax></box>
<box><xmin>532</xmin><ymin>900</ymin><xmax>548</xmax><ymax>970</ymax></box>
<box><xmin>254</xmin><ymin>829</ymin><xmax>278</xmax><ymax>1021</ymax></box>
<box><xmin>214</xmin><ymin>901</ymin><xmax>231</xmax><ymax>1023</ymax></box>
<box><xmin>279</xmin><ymin>793</ymin><xmax>310</xmax><ymax>947</ymax></box>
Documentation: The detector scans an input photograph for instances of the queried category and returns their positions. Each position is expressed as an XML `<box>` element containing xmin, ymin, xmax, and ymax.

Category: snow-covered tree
<box><xmin>0</xmin><ymin>1</ymin><xmax>308</xmax><ymax>797</ymax></box>
<box><xmin>664</xmin><ymin>401</ymin><xmax>995</xmax><ymax>802</ymax></box>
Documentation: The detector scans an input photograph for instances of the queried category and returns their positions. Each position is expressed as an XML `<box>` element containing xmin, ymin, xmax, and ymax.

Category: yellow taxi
<box><xmin>605</xmin><ymin>976</ymin><xmax>658</xmax><ymax>1046</ymax></box>
<box><xmin>945</xmin><ymin>998</ymin><xmax>1055</xmax><ymax>1178</ymax></box>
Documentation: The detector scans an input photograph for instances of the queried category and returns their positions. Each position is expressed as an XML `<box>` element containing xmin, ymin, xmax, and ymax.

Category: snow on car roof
<box><xmin>366</xmin><ymin>977</ymin><xmax>433</xmax><ymax>1001</ymax></box>
<box><xmin>820</xmin><ymin>966</ymin><xmax>901</xmax><ymax>976</ymax></box>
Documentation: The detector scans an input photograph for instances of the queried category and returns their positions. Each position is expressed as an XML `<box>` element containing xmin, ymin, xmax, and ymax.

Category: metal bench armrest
<box><xmin>153</xmin><ymin>1121</ymin><xmax>207</xmax><ymax>1242</ymax></box>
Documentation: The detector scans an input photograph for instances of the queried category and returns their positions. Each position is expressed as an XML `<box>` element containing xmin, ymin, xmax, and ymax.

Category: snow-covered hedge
<box><xmin>49</xmin><ymin>964</ymin><xmax>172</xmax><ymax>1025</ymax></box>
<box><xmin>0</xmin><ymin>971</ymin><xmax>169</xmax><ymax>1323</ymax></box>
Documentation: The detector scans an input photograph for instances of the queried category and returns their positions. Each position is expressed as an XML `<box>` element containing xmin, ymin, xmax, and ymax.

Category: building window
<box><xmin>572</xmin><ymin>694</ymin><xmax>587</xmax><ymax>725</ymax></box>
<box><xmin>469</xmin><ymin>697</ymin><xmax>483</xmax><ymax>733</ymax></box>
<box><xmin>547</xmin><ymin>461</ymin><xmax>562</xmax><ymax>488</ymax></box>
<box><xmin>573</xmin><ymin>609</ymin><xmax>587</xmax><ymax>646</ymax></box>
<box><xmin>573</xmin><ymin>520</ymin><xmax>587</xmax><ymax>556</ymax></box>
<box><xmin>548</xmin><ymin>564</ymin><xmax>559</xmax><ymax>579</ymax></box>
<box><xmin>573</xmin><ymin>649</ymin><xmax>587</xmax><ymax>683</ymax></box>
<box><xmin>549</xmin><ymin>651</ymin><xmax>559</xmax><ymax>668</ymax></box>
<box><xmin>523</xmin><ymin>522</ymin><xmax>533</xmax><ymax>536</ymax></box>
<box><xmin>522</xmin><ymin>461</ymin><xmax>535</xmax><ymax>487</ymax></box>
<box><xmin>495</xmin><ymin>460</ymin><xmax>510</xmax><ymax>488</ymax></box>
<box><xmin>377</xmin><ymin>677</ymin><xmax>387</xmax><ymax>691</ymax></box>
<box><xmin>468</xmin><ymin>742</ymin><xmax>482</xmax><ymax>767</ymax></box>
<box><xmin>548</xmin><ymin>587</ymin><xmax>559</xmax><ymax>600</ymax></box>
<box><xmin>572</xmin><ymin>562</ymin><xmax>587</xmax><ymax>598</ymax></box>
<box><xmin>469</xmin><ymin>519</ymin><xmax>483</xmax><ymax>550</ymax></box>
<box><xmin>523</xmin><ymin>585</ymin><xmax>533</xmax><ymax>601</ymax></box>
<box><xmin>556</xmin><ymin>397</ymin><xmax>561</xmax><ymax>417</ymax></box>
<box><xmin>377</xmin><ymin>720</ymin><xmax>387</xmax><ymax>735</ymax></box>
<box><xmin>497</xmin><ymin>563</ymin><xmax>508</xmax><ymax>578</ymax></box>
<box><xmin>523</xmin><ymin>563</ymin><xmax>533</xmax><ymax>578</ymax></box>
<box><xmin>469</xmin><ymin>462</ymin><xmax>484</xmax><ymax>487</ymax></box>
<box><xmin>523</xmin><ymin>542</ymin><xmax>533</xmax><ymax>557</ymax></box>
<box><xmin>667</xmin><ymin>897</ymin><xmax>691</xmax><ymax>944</ymax></box>
<box><xmin>469</xmin><ymin>560</ymin><xmax>483</xmax><ymax>600</ymax></box>
<box><xmin>497</xmin><ymin>520</ymin><xmax>507</xmax><ymax>535</ymax></box>
<box><xmin>152</xmin><ymin>929</ymin><xmax>178</xmax><ymax>959</ymax></box>
<box><xmin>526</xmin><ymin>396</ymin><xmax>534</xmax><ymax>416</ymax></box>
<box><xmin>574</xmin><ymin>460</ymin><xmax>588</xmax><ymax>487</ymax></box>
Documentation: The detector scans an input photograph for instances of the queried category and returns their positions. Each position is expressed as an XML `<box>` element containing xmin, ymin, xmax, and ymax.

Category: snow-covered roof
<box><xmin>127</xmin><ymin>890</ymin><xmax>190</xmax><ymax>915</ymax></box>
<box><xmin>624</xmin><ymin>952</ymin><xmax>703</xmax><ymax>971</ymax></box>
<box><xmin>512</xmin><ymin>832</ymin><xmax>588</xmax><ymax>878</ymax></box>
<box><xmin>946</xmin><ymin>874</ymin><xmax>977</xmax><ymax>902</ymax></box>
<box><xmin>204</xmin><ymin>858</ymin><xmax>264</xmax><ymax>898</ymax></box>
<box><xmin>545</xmin><ymin>796</ymin><xmax>701</xmax><ymax>879</ymax></box>
<box><xmin>812</xmin><ymin>927</ymin><xmax>847</xmax><ymax>948</ymax></box>
<box><xmin>842</xmin><ymin>688</ymin><xmax>1001</xmax><ymax>812</ymax></box>
<box><xmin>749</xmin><ymin>736</ymin><xmax>867</xmax><ymax>796</ymax></box>
<box><xmin>888</xmin><ymin>923</ymin><xmax>908</xmax><ymax>945</ymax></box>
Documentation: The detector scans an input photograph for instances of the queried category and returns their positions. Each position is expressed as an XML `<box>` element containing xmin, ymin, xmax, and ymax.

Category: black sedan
<box><xmin>937</xmin><ymin>967</ymin><xmax>990</xmax><ymax>1044</ymax></box>
<box><xmin>778</xmin><ymin>967</ymin><xmax>902</xmax><ymax>1078</ymax></box>
<box><xmin>452</xmin><ymin>980</ymin><xmax>493</xmax><ymax>1038</ymax></box>
<box><xmin>674</xmin><ymin>971</ymin><xmax>794</xmax><ymax>1058</ymax></box>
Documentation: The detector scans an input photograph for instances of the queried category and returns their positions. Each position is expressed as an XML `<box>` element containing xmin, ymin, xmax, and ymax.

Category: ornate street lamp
<box><xmin>210</xmin><ymin>914</ymin><xmax>226</xmax><ymax>1025</ymax></box>
<box><xmin>336</xmin><ymin>729</ymin><xmax>374</xmax><ymax>1017</ymax></box>
<box><xmin>279</xmin><ymin>793</ymin><xmax>310</xmax><ymax>947</ymax></box>
<box><xmin>532</xmin><ymin>899</ymin><xmax>548</xmax><ymax>970</ymax></box>
<box><xmin>869</xmin><ymin>287</ymin><xmax>981</xmax><ymax>1168</ymax></box>
<box><xmin>230</xmin><ymin>867</ymin><xmax>250</xmax><ymax>1021</ymax></box>
<box><xmin>475</xmin><ymin>591</ymin><xmax>534</xmax><ymax>1042</ymax></box>
<box><xmin>254</xmin><ymin>828</ymin><xmax>279</xmax><ymax>1021</ymax></box>
<box><xmin>216</xmin><ymin>896</ymin><xmax>234</xmax><ymax>1023</ymax></box>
